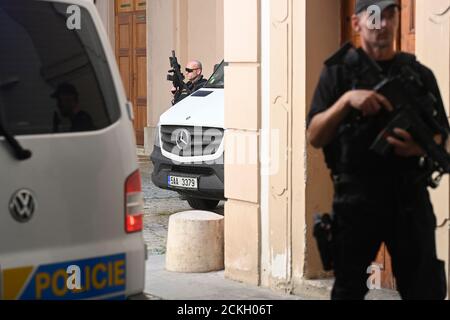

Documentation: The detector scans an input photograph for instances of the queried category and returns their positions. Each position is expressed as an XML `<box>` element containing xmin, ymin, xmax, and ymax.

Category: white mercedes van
<box><xmin>0</xmin><ymin>0</ymin><xmax>145</xmax><ymax>300</ymax></box>
<box><xmin>151</xmin><ymin>62</ymin><xmax>225</xmax><ymax>211</ymax></box>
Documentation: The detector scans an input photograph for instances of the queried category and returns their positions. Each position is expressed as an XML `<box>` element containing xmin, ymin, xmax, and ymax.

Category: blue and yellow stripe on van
<box><xmin>1</xmin><ymin>254</ymin><xmax>126</xmax><ymax>300</ymax></box>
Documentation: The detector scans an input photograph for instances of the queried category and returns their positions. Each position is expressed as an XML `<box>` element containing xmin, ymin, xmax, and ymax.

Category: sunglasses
<box><xmin>185</xmin><ymin>68</ymin><xmax>199</xmax><ymax>73</ymax></box>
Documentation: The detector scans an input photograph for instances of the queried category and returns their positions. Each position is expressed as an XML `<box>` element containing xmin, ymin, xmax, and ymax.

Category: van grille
<box><xmin>160</xmin><ymin>125</ymin><xmax>224</xmax><ymax>157</ymax></box>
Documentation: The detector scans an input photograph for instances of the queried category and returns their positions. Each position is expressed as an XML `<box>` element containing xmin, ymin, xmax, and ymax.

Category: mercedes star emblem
<box><xmin>176</xmin><ymin>129</ymin><xmax>191</xmax><ymax>150</ymax></box>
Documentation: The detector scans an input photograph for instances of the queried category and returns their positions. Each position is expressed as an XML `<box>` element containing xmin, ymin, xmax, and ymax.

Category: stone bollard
<box><xmin>166</xmin><ymin>211</ymin><xmax>224</xmax><ymax>273</ymax></box>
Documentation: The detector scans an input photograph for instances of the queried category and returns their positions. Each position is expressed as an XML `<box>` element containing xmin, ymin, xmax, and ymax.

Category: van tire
<box><xmin>187</xmin><ymin>198</ymin><xmax>220</xmax><ymax>211</ymax></box>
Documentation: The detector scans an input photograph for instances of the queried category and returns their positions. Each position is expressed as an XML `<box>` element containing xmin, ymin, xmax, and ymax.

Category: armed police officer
<box><xmin>307</xmin><ymin>0</ymin><xmax>448</xmax><ymax>300</ymax></box>
<box><xmin>185</xmin><ymin>60</ymin><xmax>208</xmax><ymax>92</ymax></box>
<box><xmin>171</xmin><ymin>60</ymin><xmax>208</xmax><ymax>104</ymax></box>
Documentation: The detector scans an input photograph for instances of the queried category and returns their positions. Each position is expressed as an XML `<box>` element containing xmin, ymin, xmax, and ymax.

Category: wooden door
<box><xmin>341</xmin><ymin>0</ymin><xmax>361</xmax><ymax>47</ymax></box>
<box><xmin>340</xmin><ymin>0</ymin><xmax>416</xmax><ymax>291</ymax></box>
<box><xmin>400</xmin><ymin>0</ymin><xmax>416</xmax><ymax>54</ymax></box>
<box><xmin>115</xmin><ymin>0</ymin><xmax>147</xmax><ymax>145</ymax></box>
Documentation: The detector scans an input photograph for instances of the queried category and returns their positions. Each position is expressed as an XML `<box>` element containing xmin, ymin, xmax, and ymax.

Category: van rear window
<box><xmin>0</xmin><ymin>0</ymin><xmax>121</xmax><ymax>135</ymax></box>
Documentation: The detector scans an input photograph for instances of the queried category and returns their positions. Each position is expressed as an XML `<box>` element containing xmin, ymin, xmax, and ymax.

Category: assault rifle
<box><xmin>339</xmin><ymin>43</ymin><xmax>450</xmax><ymax>187</ymax></box>
<box><xmin>167</xmin><ymin>50</ymin><xmax>191</xmax><ymax>105</ymax></box>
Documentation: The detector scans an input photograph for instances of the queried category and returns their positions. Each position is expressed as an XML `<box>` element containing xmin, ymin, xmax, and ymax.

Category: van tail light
<box><xmin>125</xmin><ymin>170</ymin><xmax>144</xmax><ymax>233</ymax></box>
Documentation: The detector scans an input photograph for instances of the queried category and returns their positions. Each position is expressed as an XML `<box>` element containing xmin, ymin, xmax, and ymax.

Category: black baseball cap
<box><xmin>355</xmin><ymin>0</ymin><xmax>399</xmax><ymax>14</ymax></box>
<box><xmin>51</xmin><ymin>83</ymin><xmax>79</xmax><ymax>99</ymax></box>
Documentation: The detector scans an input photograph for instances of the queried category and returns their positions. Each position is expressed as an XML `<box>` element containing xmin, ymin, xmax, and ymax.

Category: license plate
<box><xmin>2</xmin><ymin>254</ymin><xmax>126</xmax><ymax>300</ymax></box>
<box><xmin>168</xmin><ymin>176</ymin><xmax>198</xmax><ymax>189</ymax></box>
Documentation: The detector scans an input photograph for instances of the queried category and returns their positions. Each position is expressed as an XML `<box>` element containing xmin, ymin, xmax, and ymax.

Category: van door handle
<box><xmin>126</xmin><ymin>101</ymin><xmax>135</xmax><ymax>121</ymax></box>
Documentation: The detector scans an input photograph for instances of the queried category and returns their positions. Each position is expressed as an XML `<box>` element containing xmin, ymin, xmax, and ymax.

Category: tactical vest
<box><xmin>324</xmin><ymin>43</ymin><xmax>422</xmax><ymax>175</ymax></box>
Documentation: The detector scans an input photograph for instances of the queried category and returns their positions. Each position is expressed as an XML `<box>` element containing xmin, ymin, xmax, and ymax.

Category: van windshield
<box><xmin>204</xmin><ymin>61</ymin><xmax>224</xmax><ymax>89</ymax></box>
<box><xmin>0</xmin><ymin>0</ymin><xmax>120</xmax><ymax>135</ymax></box>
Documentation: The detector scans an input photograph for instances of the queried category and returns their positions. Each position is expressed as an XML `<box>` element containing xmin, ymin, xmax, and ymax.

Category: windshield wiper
<box><xmin>0</xmin><ymin>115</ymin><xmax>32</xmax><ymax>161</ymax></box>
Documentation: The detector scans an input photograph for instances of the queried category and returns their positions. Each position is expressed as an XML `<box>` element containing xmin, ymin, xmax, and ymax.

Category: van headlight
<box><xmin>154</xmin><ymin>127</ymin><xmax>161</xmax><ymax>148</ymax></box>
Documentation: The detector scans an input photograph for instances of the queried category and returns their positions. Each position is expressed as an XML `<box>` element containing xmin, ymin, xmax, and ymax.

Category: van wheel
<box><xmin>187</xmin><ymin>198</ymin><xmax>220</xmax><ymax>211</ymax></box>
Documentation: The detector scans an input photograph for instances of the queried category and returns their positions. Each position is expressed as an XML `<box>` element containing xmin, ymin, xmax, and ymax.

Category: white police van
<box><xmin>151</xmin><ymin>62</ymin><xmax>225</xmax><ymax>211</ymax></box>
<box><xmin>0</xmin><ymin>0</ymin><xmax>145</xmax><ymax>300</ymax></box>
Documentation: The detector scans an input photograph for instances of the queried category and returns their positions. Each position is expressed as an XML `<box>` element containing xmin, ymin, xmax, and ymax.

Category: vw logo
<box><xmin>9</xmin><ymin>189</ymin><xmax>36</xmax><ymax>223</ymax></box>
<box><xmin>176</xmin><ymin>129</ymin><xmax>191</xmax><ymax>150</ymax></box>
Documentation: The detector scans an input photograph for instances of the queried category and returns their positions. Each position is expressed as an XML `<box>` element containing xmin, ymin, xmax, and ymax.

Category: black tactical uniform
<box><xmin>308</xmin><ymin>46</ymin><xmax>449</xmax><ymax>300</ymax></box>
<box><xmin>187</xmin><ymin>75</ymin><xmax>207</xmax><ymax>93</ymax></box>
<box><xmin>172</xmin><ymin>75</ymin><xmax>208</xmax><ymax>105</ymax></box>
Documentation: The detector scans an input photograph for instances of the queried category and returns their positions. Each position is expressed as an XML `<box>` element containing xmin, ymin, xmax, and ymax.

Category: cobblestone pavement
<box><xmin>138</xmin><ymin>155</ymin><xmax>224</xmax><ymax>256</ymax></box>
